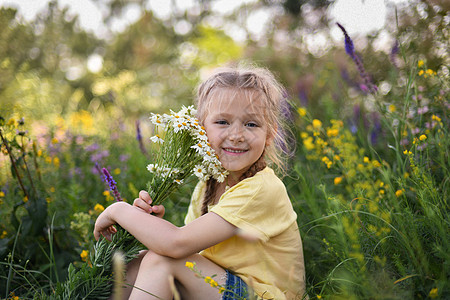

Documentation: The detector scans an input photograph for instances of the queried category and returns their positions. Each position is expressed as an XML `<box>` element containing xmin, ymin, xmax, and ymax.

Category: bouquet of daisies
<box><xmin>50</xmin><ymin>106</ymin><xmax>227</xmax><ymax>299</ymax></box>
<box><xmin>147</xmin><ymin>105</ymin><xmax>227</xmax><ymax>204</ymax></box>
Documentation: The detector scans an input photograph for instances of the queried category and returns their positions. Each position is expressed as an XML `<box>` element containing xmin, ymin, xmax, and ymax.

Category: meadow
<box><xmin>0</xmin><ymin>1</ymin><xmax>449</xmax><ymax>299</ymax></box>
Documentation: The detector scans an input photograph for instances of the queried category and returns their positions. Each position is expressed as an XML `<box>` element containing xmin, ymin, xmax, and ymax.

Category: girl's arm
<box><xmin>93</xmin><ymin>201</ymin><xmax>237</xmax><ymax>258</ymax></box>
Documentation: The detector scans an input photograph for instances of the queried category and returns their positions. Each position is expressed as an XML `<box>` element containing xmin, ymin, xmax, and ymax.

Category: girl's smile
<box><xmin>203</xmin><ymin>90</ymin><xmax>269</xmax><ymax>182</ymax></box>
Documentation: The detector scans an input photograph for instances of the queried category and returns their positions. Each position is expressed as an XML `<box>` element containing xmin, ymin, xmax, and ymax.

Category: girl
<box><xmin>94</xmin><ymin>65</ymin><xmax>306</xmax><ymax>299</ymax></box>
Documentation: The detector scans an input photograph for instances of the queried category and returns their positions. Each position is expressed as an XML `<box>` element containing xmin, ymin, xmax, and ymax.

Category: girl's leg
<box><xmin>119</xmin><ymin>250</ymin><xmax>148</xmax><ymax>300</ymax></box>
<box><xmin>129</xmin><ymin>250</ymin><xmax>227</xmax><ymax>300</ymax></box>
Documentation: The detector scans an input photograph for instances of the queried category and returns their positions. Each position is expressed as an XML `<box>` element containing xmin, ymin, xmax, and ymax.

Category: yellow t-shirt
<box><xmin>185</xmin><ymin>167</ymin><xmax>306</xmax><ymax>299</ymax></box>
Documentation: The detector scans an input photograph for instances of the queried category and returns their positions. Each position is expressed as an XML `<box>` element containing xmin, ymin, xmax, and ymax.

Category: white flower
<box><xmin>173</xmin><ymin>179</ymin><xmax>184</xmax><ymax>184</ymax></box>
<box><xmin>193</xmin><ymin>165</ymin><xmax>207</xmax><ymax>181</ymax></box>
<box><xmin>214</xmin><ymin>172</ymin><xmax>227</xmax><ymax>183</ymax></box>
<box><xmin>191</xmin><ymin>142</ymin><xmax>205</xmax><ymax>154</ymax></box>
<box><xmin>147</xmin><ymin>164</ymin><xmax>157</xmax><ymax>173</ymax></box>
<box><xmin>150</xmin><ymin>134</ymin><xmax>164</xmax><ymax>144</ymax></box>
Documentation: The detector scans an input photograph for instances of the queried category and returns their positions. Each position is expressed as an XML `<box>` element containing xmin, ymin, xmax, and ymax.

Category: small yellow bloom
<box><xmin>0</xmin><ymin>191</ymin><xmax>4</xmax><ymax>197</ymax></box>
<box><xmin>417</xmin><ymin>60</ymin><xmax>424</xmax><ymax>68</ymax></box>
<box><xmin>317</xmin><ymin>295</ymin><xmax>322</xmax><ymax>299</ymax></box>
<box><xmin>1</xmin><ymin>230</ymin><xmax>7</xmax><ymax>239</ymax></box>
<box><xmin>395</xmin><ymin>190</ymin><xmax>403</xmax><ymax>197</ymax></box>
<box><xmin>51</xmin><ymin>137</ymin><xmax>59</xmax><ymax>144</ymax></box>
<box><xmin>334</xmin><ymin>176</ymin><xmax>343</xmax><ymax>185</ymax></box>
<box><xmin>326</xmin><ymin>128</ymin><xmax>339</xmax><ymax>137</ymax></box>
<box><xmin>204</xmin><ymin>276</ymin><xmax>212</xmax><ymax>283</ymax></box>
<box><xmin>23</xmin><ymin>196</ymin><xmax>29</xmax><ymax>203</ymax></box>
<box><xmin>388</xmin><ymin>105</ymin><xmax>396</xmax><ymax>113</ymax></box>
<box><xmin>219</xmin><ymin>287</ymin><xmax>226</xmax><ymax>294</ymax></box>
<box><xmin>6</xmin><ymin>118</ymin><xmax>15</xmax><ymax>126</ymax></box>
<box><xmin>80</xmin><ymin>250</ymin><xmax>89</xmax><ymax>262</ymax></box>
<box><xmin>426</xmin><ymin>69</ymin><xmax>434</xmax><ymax>76</ymax></box>
<box><xmin>334</xmin><ymin>155</ymin><xmax>340</xmax><ymax>161</ymax></box>
<box><xmin>363</xmin><ymin>156</ymin><xmax>370</xmax><ymax>163</ymax></box>
<box><xmin>46</xmin><ymin>197</ymin><xmax>52</xmax><ymax>203</ymax></box>
<box><xmin>103</xmin><ymin>190</ymin><xmax>110</xmax><ymax>196</ymax></box>
<box><xmin>429</xmin><ymin>287</ymin><xmax>438</xmax><ymax>298</ymax></box>
<box><xmin>312</xmin><ymin>119</ymin><xmax>322</xmax><ymax>129</ymax></box>
<box><xmin>431</xmin><ymin>115</ymin><xmax>441</xmax><ymax>122</ymax></box>
<box><xmin>94</xmin><ymin>204</ymin><xmax>105</xmax><ymax>213</ymax></box>
<box><xmin>50</xmin><ymin>187</ymin><xmax>55</xmax><ymax>193</ymax></box>
<box><xmin>418</xmin><ymin>70</ymin><xmax>424</xmax><ymax>76</ymax></box>
<box><xmin>372</xmin><ymin>160</ymin><xmax>381</xmax><ymax>168</ymax></box>
<box><xmin>113</xmin><ymin>168</ymin><xmax>121</xmax><ymax>175</ymax></box>
<box><xmin>185</xmin><ymin>261</ymin><xmax>194</xmax><ymax>269</ymax></box>
<box><xmin>300</xmin><ymin>132</ymin><xmax>308</xmax><ymax>139</ymax></box>
<box><xmin>37</xmin><ymin>149</ymin><xmax>43</xmax><ymax>157</ymax></box>
<box><xmin>45</xmin><ymin>156</ymin><xmax>52</xmax><ymax>164</ymax></box>
<box><xmin>297</xmin><ymin>107</ymin><xmax>307</xmax><ymax>117</ymax></box>
<box><xmin>53</xmin><ymin>157</ymin><xmax>60</xmax><ymax>167</ymax></box>
<box><xmin>419</xmin><ymin>134</ymin><xmax>427</xmax><ymax>141</ymax></box>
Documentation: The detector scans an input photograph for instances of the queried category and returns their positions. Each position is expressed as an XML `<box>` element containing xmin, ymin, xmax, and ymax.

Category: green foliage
<box><xmin>0</xmin><ymin>0</ymin><xmax>449</xmax><ymax>299</ymax></box>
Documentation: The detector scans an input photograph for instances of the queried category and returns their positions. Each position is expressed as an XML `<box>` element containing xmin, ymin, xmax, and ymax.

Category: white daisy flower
<box><xmin>150</xmin><ymin>134</ymin><xmax>164</xmax><ymax>144</ymax></box>
<box><xmin>173</xmin><ymin>179</ymin><xmax>184</xmax><ymax>184</ymax></box>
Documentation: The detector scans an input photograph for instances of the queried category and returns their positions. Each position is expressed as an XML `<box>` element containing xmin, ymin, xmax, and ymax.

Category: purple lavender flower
<box><xmin>336</xmin><ymin>23</ymin><xmax>377</xmax><ymax>94</ymax></box>
<box><xmin>135</xmin><ymin>120</ymin><xmax>148</xmax><ymax>156</ymax></box>
<box><xmin>102</xmin><ymin>167</ymin><xmax>122</xmax><ymax>202</ymax></box>
<box><xmin>390</xmin><ymin>40</ymin><xmax>400</xmax><ymax>69</ymax></box>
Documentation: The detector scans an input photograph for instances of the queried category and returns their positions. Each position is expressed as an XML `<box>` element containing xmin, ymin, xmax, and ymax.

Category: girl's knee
<box><xmin>140</xmin><ymin>250</ymin><xmax>173</xmax><ymax>268</ymax></box>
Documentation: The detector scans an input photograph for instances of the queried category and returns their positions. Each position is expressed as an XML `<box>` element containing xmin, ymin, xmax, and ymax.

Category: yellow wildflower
<box><xmin>37</xmin><ymin>149</ymin><xmax>43</xmax><ymax>157</ymax></box>
<box><xmin>80</xmin><ymin>250</ymin><xmax>89</xmax><ymax>262</ymax></box>
<box><xmin>46</xmin><ymin>197</ymin><xmax>52</xmax><ymax>203</ymax></box>
<box><xmin>334</xmin><ymin>155</ymin><xmax>340</xmax><ymax>161</ymax></box>
<box><xmin>185</xmin><ymin>261</ymin><xmax>194</xmax><ymax>269</ymax></box>
<box><xmin>388</xmin><ymin>105</ymin><xmax>396</xmax><ymax>113</ymax></box>
<box><xmin>431</xmin><ymin>115</ymin><xmax>441</xmax><ymax>122</ymax></box>
<box><xmin>50</xmin><ymin>186</ymin><xmax>55</xmax><ymax>193</ymax></box>
<box><xmin>103</xmin><ymin>190</ymin><xmax>110</xmax><ymax>196</ymax></box>
<box><xmin>419</xmin><ymin>134</ymin><xmax>427</xmax><ymax>141</ymax></box>
<box><xmin>327</xmin><ymin>128</ymin><xmax>339</xmax><ymax>137</ymax></box>
<box><xmin>53</xmin><ymin>157</ymin><xmax>60</xmax><ymax>167</ymax></box>
<box><xmin>0</xmin><ymin>191</ymin><xmax>4</xmax><ymax>197</ymax></box>
<box><xmin>312</xmin><ymin>119</ymin><xmax>322</xmax><ymax>129</ymax></box>
<box><xmin>334</xmin><ymin>176</ymin><xmax>343</xmax><ymax>185</ymax></box>
<box><xmin>297</xmin><ymin>107</ymin><xmax>307</xmax><ymax>117</ymax></box>
<box><xmin>51</xmin><ymin>137</ymin><xmax>59</xmax><ymax>144</ymax></box>
<box><xmin>45</xmin><ymin>156</ymin><xmax>52</xmax><ymax>164</ymax></box>
<box><xmin>418</xmin><ymin>70</ymin><xmax>424</xmax><ymax>76</ymax></box>
<box><xmin>363</xmin><ymin>156</ymin><xmax>370</xmax><ymax>163</ymax></box>
<box><xmin>94</xmin><ymin>204</ymin><xmax>105</xmax><ymax>213</ymax></box>
<box><xmin>429</xmin><ymin>287</ymin><xmax>438</xmax><ymax>298</ymax></box>
<box><xmin>23</xmin><ymin>196</ymin><xmax>28</xmax><ymax>203</ymax></box>
<box><xmin>417</xmin><ymin>60</ymin><xmax>424</xmax><ymax>68</ymax></box>
<box><xmin>219</xmin><ymin>287</ymin><xmax>226</xmax><ymax>294</ymax></box>
<box><xmin>113</xmin><ymin>168</ymin><xmax>121</xmax><ymax>175</ymax></box>
<box><xmin>1</xmin><ymin>230</ymin><xmax>7</xmax><ymax>239</ymax></box>
<box><xmin>6</xmin><ymin>118</ymin><xmax>15</xmax><ymax>126</ymax></box>
<box><xmin>372</xmin><ymin>160</ymin><xmax>381</xmax><ymax>168</ymax></box>
<box><xmin>426</xmin><ymin>69</ymin><xmax>435</xmax><ymax>76</ymax></box>
<box><xmin>395</xmin><ymin>190</ymin><xmax>403</xmax><ymax>197</ymax></box>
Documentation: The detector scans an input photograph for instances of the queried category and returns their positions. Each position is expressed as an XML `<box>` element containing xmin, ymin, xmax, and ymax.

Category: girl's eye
<box><xmin>246</xmin><ymin>122</ymin><xmax>258</xmax><ymax>128</ymax></box>
<box><xmin>216</xmin><ymin>120</ymin><xmax>228</xmax><ymax>125</ymax></box>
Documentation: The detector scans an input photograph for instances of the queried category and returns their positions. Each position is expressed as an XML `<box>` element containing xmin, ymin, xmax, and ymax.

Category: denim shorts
<box><xmin>222</xmin><ymin>270</ymin><xmax>249</xmax><ymax>300</ymax></box>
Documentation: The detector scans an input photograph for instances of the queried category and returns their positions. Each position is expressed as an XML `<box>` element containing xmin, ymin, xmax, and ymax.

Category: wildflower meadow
<box><xmin>0</xmin><ymin>1</ymin><xmax>448</xmax><ymax>299</ymax></box>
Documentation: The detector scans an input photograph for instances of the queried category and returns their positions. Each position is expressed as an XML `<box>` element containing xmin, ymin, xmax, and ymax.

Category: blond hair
<box><xmin>195</xmin><ymin>65</ymin><xmax>292</xmax><ymax>175</ymax></box>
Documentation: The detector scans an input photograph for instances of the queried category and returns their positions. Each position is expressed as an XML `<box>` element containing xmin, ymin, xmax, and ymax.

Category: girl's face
<box><xmin>202</xmin><ymin>89</ymin><xmax>269</xmax><ymax>182</ymax></box>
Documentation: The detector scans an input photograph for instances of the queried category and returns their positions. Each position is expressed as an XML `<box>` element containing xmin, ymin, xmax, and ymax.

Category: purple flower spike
<box><xmin>135</xmin><ymin>120</ymin><xmax>148</xmax><ymax>156</ymax></box>
<box><xmin>390</xmin><ymin>40</ymin><xmax>400</xmax><ymax>68</ymax></box>
<box><xmin>336</xmin><ymin>23</ymin><xmax>377</xmax><ymax>94</ymax></box>
<box><xmin>102</xmin><ymin>167</ymin><xmax>122</xmax><ymax>202</ymax></box>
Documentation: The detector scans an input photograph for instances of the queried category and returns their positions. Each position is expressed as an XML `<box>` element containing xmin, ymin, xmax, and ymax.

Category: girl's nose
<box><xmin>228</xmin><ymin>124</ymin><xmax>244</xmax><ymax>143</ymax></box>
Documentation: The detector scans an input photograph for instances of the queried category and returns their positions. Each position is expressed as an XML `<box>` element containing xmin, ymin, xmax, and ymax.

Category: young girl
<box><xmin>94</xmin><ymin>65</ymin><xmax>306</xmax><ymax>299</ymax></box>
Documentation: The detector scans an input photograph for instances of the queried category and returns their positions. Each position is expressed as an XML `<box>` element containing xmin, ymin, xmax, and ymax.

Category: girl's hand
<box><xmin>133</xmin><ymin>190</ymin><xmax>165</xmax><ymax>218</ymax></box>
<box><xmin>93</xmin><ymin>203</ymin><xmax>118</xmax><ymax>241</ymax></box>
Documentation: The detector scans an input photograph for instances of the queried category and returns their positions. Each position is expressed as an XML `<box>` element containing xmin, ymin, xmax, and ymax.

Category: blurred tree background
<box><xmin>0</xmin><ymin>0</ymin><xmax>449</xmax><ymax>298</ymax></box>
